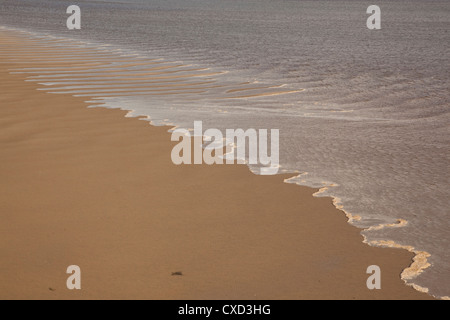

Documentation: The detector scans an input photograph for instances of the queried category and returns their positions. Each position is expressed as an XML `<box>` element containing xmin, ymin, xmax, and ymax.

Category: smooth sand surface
<box><xmin>0</xmin><ymin>32</ymin><xmax>432</xmax><ymax>300</ymax></box>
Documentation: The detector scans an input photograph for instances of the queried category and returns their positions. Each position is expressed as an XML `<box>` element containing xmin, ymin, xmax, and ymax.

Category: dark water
<box><xmin>1</xmin><ymin>0</ymin><xmax>449</xmax><ymax>298</ymax></box>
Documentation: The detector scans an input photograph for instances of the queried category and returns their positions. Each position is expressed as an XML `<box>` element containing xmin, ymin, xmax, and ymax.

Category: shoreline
<box><xmin>314</xmin><ymin>187</ymin><xmax>433</xmax><ymax>296</ymax></box>
<box><xmin>0</xmin><ymin>29</ymin><xmax>433</xmax><ymax>300</ymax></box>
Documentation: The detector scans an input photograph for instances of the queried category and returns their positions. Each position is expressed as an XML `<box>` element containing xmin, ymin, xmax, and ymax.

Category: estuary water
<box><xmin>0</xmin><ymin>0</ymin><xmax>449</xmax><ymax>298</ymax></box>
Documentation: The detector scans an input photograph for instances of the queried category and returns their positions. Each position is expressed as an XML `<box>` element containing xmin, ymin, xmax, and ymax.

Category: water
<box><xmin>1</xmin><ymin>0</ymin><xmax>449</xmax><ymax>298</ymax></box>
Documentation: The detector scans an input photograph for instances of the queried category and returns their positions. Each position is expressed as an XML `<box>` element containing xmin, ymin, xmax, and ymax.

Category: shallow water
<box><xmin>1</xmin><ymin>0</ymin><xmax>449</xmax><ymax>298</ymax></box>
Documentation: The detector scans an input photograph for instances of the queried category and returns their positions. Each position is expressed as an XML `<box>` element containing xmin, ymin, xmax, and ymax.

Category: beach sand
<box><xmin>0</xmin><ymin>32</ymin><xmax>431</xmax><ymax>300</ymax></box>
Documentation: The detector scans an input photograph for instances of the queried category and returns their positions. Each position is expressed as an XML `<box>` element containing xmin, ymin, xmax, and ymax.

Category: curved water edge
<box><xmin>1</xmin><ymin>25</ymin><xmax>448</xmax><ymax>299</ymax></box>
<box><xmin>284</xmin><ymin>174</ymin><xmax>436</xmax><ymax>298</ymax></box>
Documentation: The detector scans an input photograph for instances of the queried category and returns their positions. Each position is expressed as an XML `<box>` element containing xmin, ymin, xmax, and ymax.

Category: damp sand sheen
<box><xmin>0</xmin><ymin>29</ymin><xmax>436</xmax><ymax>299</ymax></box>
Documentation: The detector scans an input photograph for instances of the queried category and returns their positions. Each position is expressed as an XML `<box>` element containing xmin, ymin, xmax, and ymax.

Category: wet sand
<box><xmin>0</xmin><ymin>32</ymin><xmax>432</xmax><ymax>300</ymax></box>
